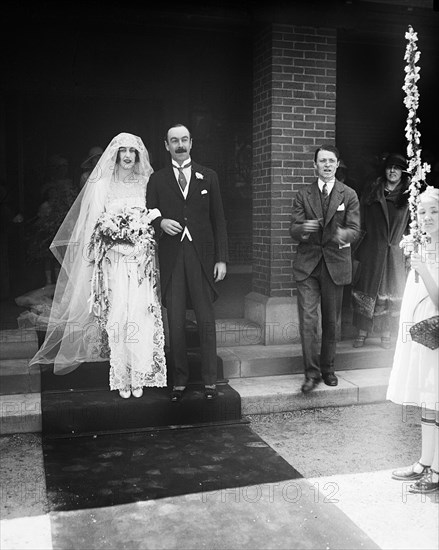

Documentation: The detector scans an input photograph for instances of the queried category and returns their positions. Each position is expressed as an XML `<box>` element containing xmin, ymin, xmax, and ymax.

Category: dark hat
<box><xmin>81</xmin><ymin>146</ymin><xmax>103</xmax><ymax>169</ymax></box>
<box><xmin>384</xmin><ymin>153</ymin><xmax>408</xmax><ymax>171</ymax></box>
<box><xmin>48</xmin><ymin>154</ymin><xmax>69</xmax><ymax>167</ymax></box>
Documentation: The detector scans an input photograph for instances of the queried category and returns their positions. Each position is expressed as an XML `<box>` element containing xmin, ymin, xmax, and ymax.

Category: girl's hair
<box><xmin>418</xmin><ymin>186</ymin><xmax>439</xmax><ymax>205</ymax></box>
<box><xmin>363</xmin><ymin>173</ymin><xmax>411</xmax><ymax>208</ymax></box>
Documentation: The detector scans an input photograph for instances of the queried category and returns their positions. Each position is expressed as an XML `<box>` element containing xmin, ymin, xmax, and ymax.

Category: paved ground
<box><xmin>1</xmin><ymin>401</ymin><xmax>437</xmax><ymax>550</ymax></box>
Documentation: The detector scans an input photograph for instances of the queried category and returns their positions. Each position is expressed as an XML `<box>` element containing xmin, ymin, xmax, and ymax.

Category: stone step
<box><xmin>0</xmin><ymin>334</ymin><xmax>394</xmax><ymax>397</ymax></box>
<box><xmin>0</xmin><ymin>329</ymin><xmax>38</xmax><ymax>359</ymax></box>
<box><xmin>0</xmin><ymin>392</ymin><xmax>42</xmax><ymax>434</ymax></box>
<box><xmin>0</xmin><ymin>317</ymin><xmax>262</xmax><ymax>361</ymax></box>
<box><xmin>229</xmin><ymin>367</ymin><xmax>391</xmax><ymax>415</ymax></box>
<box><xmin>0</xmin><ymin>367</ymin><xmax>391</xmax><ymax>435</ymax></box>
<box><xmin>215</xmin><ymin>318</ymin><xmax>263</xmax><ymax>347</ymax></box>
<box><xmin>0</xmin><ymin>359</ymin><xmax>41</xmax><ymax>395</ymax></box>
<box><xmin>218</xmin><ymin>337</ymin><xmax>395</xmax><ymax>379</ymax></box>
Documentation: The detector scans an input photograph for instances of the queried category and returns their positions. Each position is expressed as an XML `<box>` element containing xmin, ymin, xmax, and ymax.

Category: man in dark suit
<box><xmin>146</xmin><ymin>123</ymin><xmax>228</xmax><ymax>401</ymax></box>
<box><xmin>290</xmin><ymin>144</ymin><xmax>360</xmax><ymax>393</ymax></box>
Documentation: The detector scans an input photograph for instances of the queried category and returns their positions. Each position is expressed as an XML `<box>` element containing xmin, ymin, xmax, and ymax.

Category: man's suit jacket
<box><xmin>290</xmin><ymin>179</ymin><xmax>360</xmax><ymax>286</ymax></box>
<box><xmin>146</xmin><ymin>161</ymin><xmax>229</xmax><ymax>302</ymax></box>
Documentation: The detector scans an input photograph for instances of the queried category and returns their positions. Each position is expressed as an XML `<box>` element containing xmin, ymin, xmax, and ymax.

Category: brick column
<box><xmin>246</xmin><ymin>23</ymin><xmax>337</xmax><ymax>344</ymax></box>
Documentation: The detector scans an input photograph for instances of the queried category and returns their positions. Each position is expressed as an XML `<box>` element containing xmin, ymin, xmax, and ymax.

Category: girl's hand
<box><xmin>410</xmin><ymin>252</ymin><xmax>428</xmax><ymax>275</ymax></box>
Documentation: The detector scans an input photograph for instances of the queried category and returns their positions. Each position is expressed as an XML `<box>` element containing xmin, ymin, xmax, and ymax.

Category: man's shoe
<box><xmin>204</xmin><ymin>387</ymin><xmax>218</xmax><ymax>400</ymax></box>
<box><xmin>322</xmin><ymin>373</ymin><xmax>338</xmax><ymax>386</ymax></box>
<box><xmin>391</xmin><ymin>461</ymin><xmax>430</xmax><ymax>481</ymax></box>
<box><xmin>301</xmin><ymin>378</ymin><xmax>321</xmax><ymax>394</ymax></box>
<box><xmin>353</xmin><ymin>335</ymin><xmax>366</xmax><ymax>348</ymax></box>
<box><xmin>170</xmin><ymin>387</ymin><xmax>186</xmax><ymax>402</ymax></box>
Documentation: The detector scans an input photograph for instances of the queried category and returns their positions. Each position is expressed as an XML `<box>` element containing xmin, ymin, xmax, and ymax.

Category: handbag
<box><xmin>409</xmin><ymin>315</ymin><xmax>439</xmax><ymax>350</ymax></box>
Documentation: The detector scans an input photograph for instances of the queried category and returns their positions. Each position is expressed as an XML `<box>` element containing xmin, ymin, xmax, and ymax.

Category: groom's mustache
<box><xmin>175</xmin><ymin>148</ymin><xmax>187</xmax><ymax>153</ymax></box>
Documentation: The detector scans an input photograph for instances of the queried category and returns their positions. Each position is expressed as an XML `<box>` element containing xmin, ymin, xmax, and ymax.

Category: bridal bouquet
<box><xmin>89</xmin><ymin>206</ymin><xmax>161</xmax><ymax>318</ymax></box>
<box><xmin>90</xmin><ymin>206</ymin><xmax>158</xmax><ymax>251</ymax></box>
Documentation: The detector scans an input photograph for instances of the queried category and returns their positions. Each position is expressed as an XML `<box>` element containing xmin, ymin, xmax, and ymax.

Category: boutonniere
<box><xmin>195</xmin><ymin>172</ymin><xmax>204</xmax><ymax>180</ymax></box>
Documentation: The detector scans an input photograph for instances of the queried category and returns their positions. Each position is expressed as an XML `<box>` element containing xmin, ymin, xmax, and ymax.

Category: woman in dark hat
<box><xmin>351</xmin><ymin>153</ymin><xmax>411</xmax><ymax>348</ymax></box>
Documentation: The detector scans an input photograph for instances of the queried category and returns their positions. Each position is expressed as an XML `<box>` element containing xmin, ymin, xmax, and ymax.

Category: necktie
<box><xmin>177</xmin><ymin>164</ymin><xmax>191</xmax><ymax>192</ymax></box>
<box><xmin>321</xmin><ymin>183</ymin><xmax>329</xmax><ymax>216</ymax></box>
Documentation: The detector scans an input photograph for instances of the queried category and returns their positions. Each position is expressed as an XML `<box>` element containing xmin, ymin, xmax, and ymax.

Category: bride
<box><xmin>29</xmin><ymin>133</ymin><xmax>167</xmax><ymax>398</ymax></box>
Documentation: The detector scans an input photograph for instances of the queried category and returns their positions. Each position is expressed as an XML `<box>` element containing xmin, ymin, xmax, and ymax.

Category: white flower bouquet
<box><xmin>89</xmin><ymin>207</ymin><xmax>160</xmax><ymax>317</ymax></box>
<box><xmin>90</xmin><ymin>206</ymin><xmax>158</xmax><ymax>251</ymax></box>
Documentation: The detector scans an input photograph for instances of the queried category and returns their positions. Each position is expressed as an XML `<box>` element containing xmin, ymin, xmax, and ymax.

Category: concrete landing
<box><xmin>0</xmin><ymin>367</ymin><xmax>391</xmax><ymax>435</ymax></box>
<box><xmin>229</xmin><ymin>367</ymin><xmax>391</xmax><ymax>415</ymax></box>
<box><xmin>219</xmin><ymin>338</ymin><xmax>394</xmax><ymax>379</ymax></box>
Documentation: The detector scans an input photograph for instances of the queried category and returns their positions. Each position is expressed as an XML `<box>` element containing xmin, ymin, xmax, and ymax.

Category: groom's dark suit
<box><xmin>146</xmin><ymin>161</ymin><xmax>228</xmax><ymax>386</ymax></box>
<box><xmin>290</xmin><ymin>179</ymin><xmax>360</xmax><ymax>380</ymax></box>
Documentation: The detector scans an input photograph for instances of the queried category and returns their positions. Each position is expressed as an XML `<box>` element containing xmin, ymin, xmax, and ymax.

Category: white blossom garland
<box><xmin>402</xmin><ymin>25</ymin><xmax>431</xmax><ymax>253</ymax></box>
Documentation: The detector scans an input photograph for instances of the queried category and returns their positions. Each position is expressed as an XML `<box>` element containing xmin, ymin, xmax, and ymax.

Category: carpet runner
<box><xmin>38</xmin><ymin>323</ymin><xmax>379</xmax><ymax>550</ymax></box>
<box><xmin>39</xmin><ymin>321</ymin><xmax>241</xmax><ymax>437</ymax></box>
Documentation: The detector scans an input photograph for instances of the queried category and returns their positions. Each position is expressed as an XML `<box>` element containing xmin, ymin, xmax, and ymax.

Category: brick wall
<box><xmin>252</xmin><ymin>23</ymin><xmax>337</xmax><ymax>297</ymax></box>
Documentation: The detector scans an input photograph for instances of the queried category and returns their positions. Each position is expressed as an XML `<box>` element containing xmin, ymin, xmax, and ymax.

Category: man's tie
<box><xmin>177</xmin><ymin>164</ymin><xmax>191</xmax><ymax>192</ymax></box>
<box><xmin>321</xmin><ymin>183</ymin><xmax>329</xmax><ymax>216</ymax></box>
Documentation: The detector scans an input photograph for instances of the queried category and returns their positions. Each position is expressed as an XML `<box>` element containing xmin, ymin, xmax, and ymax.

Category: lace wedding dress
<box><xmin>102</xmin><ymin>176</ymin><xmax>167</xmax><ymax>391</ymax></box>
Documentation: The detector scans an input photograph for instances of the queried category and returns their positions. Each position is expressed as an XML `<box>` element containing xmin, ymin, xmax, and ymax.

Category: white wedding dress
<box><xmin>102</xmin><ymin>176</ymin><xmax>167</xmax><ymax>391</ymax></box>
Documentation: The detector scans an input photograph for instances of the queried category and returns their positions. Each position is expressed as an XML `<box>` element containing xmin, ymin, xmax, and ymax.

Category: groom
<box><xmin>146</xmin><ymin>123</ymin><xmax>228</xmax><ymax>401</ymax></box>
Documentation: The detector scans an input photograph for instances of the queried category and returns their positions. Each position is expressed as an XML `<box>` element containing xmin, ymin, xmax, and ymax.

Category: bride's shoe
<box><xmin>119</xmin><ymin>388</ymin><xmax>131</xmax><ymax>399</ymax></box>
<box><xmin>132</xmin><ymin>387</ymin><xmax>143</xmax><ymax>398</ymax></box>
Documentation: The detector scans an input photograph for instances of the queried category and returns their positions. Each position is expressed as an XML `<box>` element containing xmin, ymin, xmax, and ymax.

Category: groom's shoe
<box><xmin>204</xmin><ymin>386</ymin><xmax>218</xmax><ymax>400</ymax></box>
<box><xmin>170</xmin><ymin>387</ymin><xmax>186</xmax><ymax>402</ymax></box>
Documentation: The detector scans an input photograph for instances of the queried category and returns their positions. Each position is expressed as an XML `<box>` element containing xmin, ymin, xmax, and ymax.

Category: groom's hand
<box><xmin>160</xmin><ymin>218</ymin><xmax>183</xmax><ymax>236</ymax></box>
<box><xmin>214</xmin><ymin>262</ymin><xmax>227</xmax><ymax>282</ymax></box>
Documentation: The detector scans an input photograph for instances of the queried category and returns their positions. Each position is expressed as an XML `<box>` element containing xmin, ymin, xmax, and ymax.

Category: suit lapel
<box><xmin>324</xmin><ymin>180</ymin><xmax>344</xmax><ymax>226</ymax></box>
<box><xmin>186</xmin><ymin>163</ymin><xmax>201</xmax><ymax>201</ymax></box>
<box><xmin>307</xmin><ymin>181</ymin><xmax>324</xmax><ymax>226</ymax></box>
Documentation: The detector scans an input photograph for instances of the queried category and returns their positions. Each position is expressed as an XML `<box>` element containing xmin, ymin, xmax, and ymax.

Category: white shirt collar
<box><xmin>318</xmin><ymin>178</ymin><xmax>335</xmax><ymax>194</ymax></box>
<box><xmin>172</xmin><ymin>158</ymin><xmax>192</xmax><ymax>170</ymax></box>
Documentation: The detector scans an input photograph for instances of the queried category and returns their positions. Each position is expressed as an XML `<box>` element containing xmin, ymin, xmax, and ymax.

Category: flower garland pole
<box><xmin>402</xmin><ymin>25</ymin><xmax>431</xmax><ymax>282</ymax></box>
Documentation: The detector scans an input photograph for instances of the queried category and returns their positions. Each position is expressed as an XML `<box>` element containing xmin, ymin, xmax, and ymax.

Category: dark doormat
<box><xmin>41</xmin><ymin>383</ymin><xmax>242</xmax><ymax>436</ymax></box>
<box><xmin>43</xmin><ymin>422</ymin><xmax>302</xmax><ymax>511</ymax></box>
<box><xmin>40</xmin><ymin>343</ymin><xmax>239</xmax><ymax>436</ymax></box>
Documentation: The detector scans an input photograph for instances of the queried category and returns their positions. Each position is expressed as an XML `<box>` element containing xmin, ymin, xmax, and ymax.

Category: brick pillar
<box><xmin>246</xmin><ymin>23</ymin><xmax>337</xmax><ymax>344</ymax></box>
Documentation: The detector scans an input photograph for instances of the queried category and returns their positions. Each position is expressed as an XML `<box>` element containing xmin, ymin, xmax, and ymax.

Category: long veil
<box><xmin>29</xmin><ymin>133</ymin><xmax>153</xmax><ymax>374</ymax></box>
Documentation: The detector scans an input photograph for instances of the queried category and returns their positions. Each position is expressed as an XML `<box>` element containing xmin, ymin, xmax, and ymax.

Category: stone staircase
<box><xmin>0</xmin><ymin>270</ymin><xmax>394</xmax><ymax>435</ymax></box>
<box><xmin>0</xmin><ymin>318</ymin><xmax>393</xmax><ymax>435</ymax></box>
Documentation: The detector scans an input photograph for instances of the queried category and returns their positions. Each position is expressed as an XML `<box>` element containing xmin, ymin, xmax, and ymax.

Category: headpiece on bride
<box><xmin>29</xmin><ymin>133</ymin><xmax>153</xmax><ymax>374</ymax></box>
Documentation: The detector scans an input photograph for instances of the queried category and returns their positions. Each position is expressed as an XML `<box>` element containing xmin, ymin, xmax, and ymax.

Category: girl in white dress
<box><xmin>387</xmin><ymin>186</ymin><xmax>439</xmax><ymax>493</ymax></box>
<box><xmin>30</xmin><ymin>133</ymin><xmax>167</xmax><ymax>398</ymax></box>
